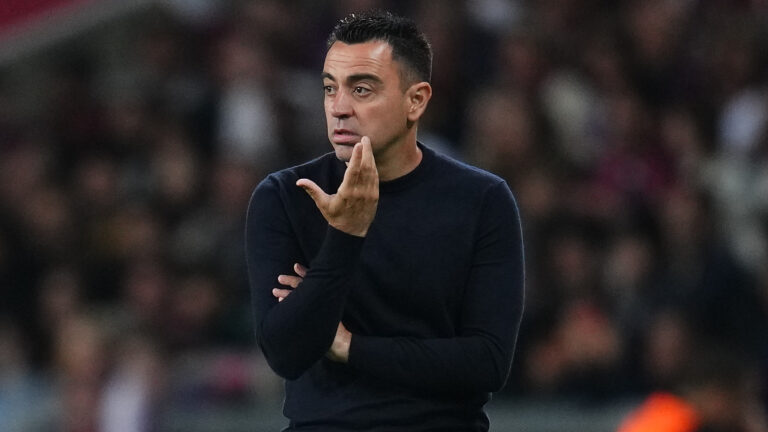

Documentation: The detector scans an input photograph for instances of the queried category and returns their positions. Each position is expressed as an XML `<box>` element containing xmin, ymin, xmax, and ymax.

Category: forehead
<box><xmin>323</xmin><ymin>40</ymin><xmax>398</xmax><ymax>79</ymax></box>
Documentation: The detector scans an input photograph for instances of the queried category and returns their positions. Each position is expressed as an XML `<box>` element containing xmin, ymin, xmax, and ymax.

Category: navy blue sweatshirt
<box><xmin>246</xmin><ymin>144</ymin><xmax>524</xmax><ymax>431</ymax></box>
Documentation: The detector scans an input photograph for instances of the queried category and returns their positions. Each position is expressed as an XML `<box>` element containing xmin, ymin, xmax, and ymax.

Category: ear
<box><xmin>405</xmin><ymin>82</ymin><xmax>432</xmax><ymax>123</ymax></box>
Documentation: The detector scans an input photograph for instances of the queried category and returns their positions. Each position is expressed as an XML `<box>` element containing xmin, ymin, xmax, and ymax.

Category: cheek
<box><xmin>377</xmin><ymin>99</ymin><xmax>408</xmax><ymax>123</ymax></box>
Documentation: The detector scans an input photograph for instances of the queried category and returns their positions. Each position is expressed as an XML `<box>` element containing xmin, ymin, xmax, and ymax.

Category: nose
<box><xmin>330</xmin><ymin>90</ymin><xmax>352</xmax><ymax>119</ymax></box>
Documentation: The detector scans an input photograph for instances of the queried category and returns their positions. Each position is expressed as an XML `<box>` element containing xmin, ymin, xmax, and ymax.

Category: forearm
<box><xmin>246</xmin><ymin>173</ymin><xmax>367</xmax><ymax>379</ymax></box>
<box><xmin>253</xmin><ymin>226</ymin><xmax>364</xmax><ymax>379</ymax></box>
<box><xmin>348</xmin><ymin>332</ymin><xmax>517</xmax><ymax>395</ymax></box>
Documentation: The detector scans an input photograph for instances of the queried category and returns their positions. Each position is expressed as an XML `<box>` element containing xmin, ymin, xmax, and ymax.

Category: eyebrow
<box><xmin>321</xmin><ymin>72</ymin><xmax>383</xmax><ymax>85</ymax></box>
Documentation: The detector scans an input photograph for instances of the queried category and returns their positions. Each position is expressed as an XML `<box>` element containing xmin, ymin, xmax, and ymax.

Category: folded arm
<box><xmin>246</xmin><ymin>180</ymin><xmax>363</xmax><ymax>379</ymax></box>
<box><xmin>246</xmin><ymin>140</ymin><xmax>378</xmax><ymax>380</ymax></box>
<box><xmin>347</xmin><ymin>181</ymin><xmax>524</xmax><ymax>395</ymax></box>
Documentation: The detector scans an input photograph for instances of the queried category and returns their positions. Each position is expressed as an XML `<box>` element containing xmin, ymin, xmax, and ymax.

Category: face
<box><xmin>323</xmin><ymin>40</ymin><xmax>412</xmax><ymax>162</ymax></box>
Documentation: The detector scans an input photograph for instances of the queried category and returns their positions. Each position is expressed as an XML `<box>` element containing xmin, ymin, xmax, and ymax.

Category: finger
<box><xmin>294</xmin><ymin>263</ymin><xmax>307</xmax><ymax>278</ymax></box>
<box><xmin>296</xmin><ymin>178</ymin><xmax>330</xmax><ymax>209</ymax></box>
<box><xmin>277</xmin><ymin>274</ymin><xmax>303</xmax><ymax>289</ymax></box>
<box><xmin>272</xmin><ymin>288</ymin><xmax>292</xmax><ymax>301</ymax></box>
<box><xmin>339</xmin><ymin>143</ymin><xmax>363</xmax><ymax>192</ymax></box>
<box><xmin>349</xmin><ymin>141</ymin><xmax>363</xmax><ymax>170</ymax></box>
<box><xmin>360</xmin><ymin>136</ymin><xmax>374</xmax><ymax>168</ymax></box>
<box><xmin>340</xmin><ymin>143</ymin><xmax>363</xmax><ymax>188</ymax></box>
<box><xmin>358</xmin><ymin>136</ymin><xmax>378</xmax><ymax>184</ymax></box>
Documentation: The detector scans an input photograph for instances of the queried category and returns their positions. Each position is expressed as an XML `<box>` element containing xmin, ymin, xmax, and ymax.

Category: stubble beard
<box><xmin>333</xmin><ymin>143</ymin><xmax>354</xmax><ymax>162</ymax></box>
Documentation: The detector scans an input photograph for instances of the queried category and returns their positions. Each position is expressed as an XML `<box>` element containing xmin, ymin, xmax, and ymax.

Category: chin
<box><xmin>333</xmin><ymin>144</ymin><xmax>353</xmax><ymax>162</ymax></box>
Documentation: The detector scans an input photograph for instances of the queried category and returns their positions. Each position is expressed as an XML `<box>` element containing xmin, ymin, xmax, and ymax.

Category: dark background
<box><xmin>1</xmin><ymin>0</ymin><xmax>767</xmax><ymax>430</ymax></box>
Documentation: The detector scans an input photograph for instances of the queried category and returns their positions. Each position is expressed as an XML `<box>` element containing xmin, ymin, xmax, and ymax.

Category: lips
<box><xmin>332</xmin><ymin>129</ymin><xmax>360</xmax><ymax>145</ymax></box>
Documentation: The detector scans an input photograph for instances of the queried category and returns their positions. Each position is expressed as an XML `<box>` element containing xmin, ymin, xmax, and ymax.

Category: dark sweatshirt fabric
<box><xmin>246</xmin><ymin>143</ymin><xmax>525</xmax><ymax>431</ymax></box>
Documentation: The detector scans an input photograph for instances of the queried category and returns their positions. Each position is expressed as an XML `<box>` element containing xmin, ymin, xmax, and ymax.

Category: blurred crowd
<box><xmin>1</xmin><ymin>0</ymin><xmax>768</xmax><ymax>430</ymax></box>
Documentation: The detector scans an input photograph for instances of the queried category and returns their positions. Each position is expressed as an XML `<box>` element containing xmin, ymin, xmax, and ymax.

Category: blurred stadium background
<box><xmin>1</xmin><ymin>0</ymin><xmax>767</xmax><ymax>431</ymax></box>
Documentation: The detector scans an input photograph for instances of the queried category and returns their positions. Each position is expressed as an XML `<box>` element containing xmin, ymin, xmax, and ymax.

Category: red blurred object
<box><xmin>0</xmin><ymin>0</ymin><xmax>95</xmax><ymax>34</ymax></box>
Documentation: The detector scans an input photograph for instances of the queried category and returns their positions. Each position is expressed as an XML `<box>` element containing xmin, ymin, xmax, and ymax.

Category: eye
<box><xmin>353</xmin><ymin>86</ymin><xmax>371</xmax><ymax>96</ymax></box>
<box><xmin>323</xmin><ymin>85</ymin><xmax>336</xmax><ymax>95</ymax></box>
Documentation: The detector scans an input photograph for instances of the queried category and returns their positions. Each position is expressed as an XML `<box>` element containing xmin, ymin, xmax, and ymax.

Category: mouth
<box><xmin>332</xmin><ymin>129</ymin><xmax>360</xmax><ymax>145</ymax></box>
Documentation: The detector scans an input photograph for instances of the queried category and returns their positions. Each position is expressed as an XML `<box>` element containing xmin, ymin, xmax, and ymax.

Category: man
<box><xmin>246</xmin><ymin>10</ymin><xmax>524</xmax><ymax>431</ymax></box>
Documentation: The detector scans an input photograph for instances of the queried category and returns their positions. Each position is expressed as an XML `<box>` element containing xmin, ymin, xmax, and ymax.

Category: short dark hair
<box><xmin>327</xmin><ymin>10</ymin><xmax>432</xmax><ymax>87</ymax></box>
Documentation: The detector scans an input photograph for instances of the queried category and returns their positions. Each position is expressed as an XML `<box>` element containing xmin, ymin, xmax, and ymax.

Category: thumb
<box><xmin>296</xmin><ymin>178</ymin><xmax>330</xmax><ymax>209</ymax></box>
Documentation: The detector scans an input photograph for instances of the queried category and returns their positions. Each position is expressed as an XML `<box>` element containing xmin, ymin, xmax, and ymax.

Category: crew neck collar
<box><xmin>329</xmin><ymin>142</ymin><xmax>435</xmax><ymax>193</ymax></box>
<box><xmin>378</xmin><ymin>142</ymin><xmax>434</xmax><ymax>194</ymax></box>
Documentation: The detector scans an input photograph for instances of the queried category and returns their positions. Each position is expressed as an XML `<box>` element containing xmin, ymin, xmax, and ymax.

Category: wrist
<box><xmin>327</xmin><ymin>324</ymin><xmax>352</xmax><ymax>363</ymax></box>
<box><xmin>338</xmin><ymin>332</ymin><xmax>351</xmax><ymax>363</ymax></box>
<box><xmin>331</xmin><ymin>222</ymin><xmax>368</xmax><ymax>238</ymax></box>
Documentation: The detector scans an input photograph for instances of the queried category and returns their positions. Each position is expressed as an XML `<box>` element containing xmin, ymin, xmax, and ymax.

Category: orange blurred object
<box><xmin>618</xmin><ymin>392</ymin><xmax>699</xmax><ymax>432</ymax></box>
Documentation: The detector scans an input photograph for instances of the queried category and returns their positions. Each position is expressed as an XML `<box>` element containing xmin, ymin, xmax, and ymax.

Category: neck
<box><xmin>375</xmin><ymin>136</ymin><xmax>422</xmax><ymax>182</ymax></box>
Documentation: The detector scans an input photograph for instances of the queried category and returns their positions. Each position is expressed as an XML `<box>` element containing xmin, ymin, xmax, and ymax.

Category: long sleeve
<box><xmin>246</xmin><ymin>175</ymin><xmax>364</xmax><ymax>380</ymax></box>
<box><xmin>346</xmin><ymin>181</ymin><xmax>524</xmax><ymax>394</ymax></box>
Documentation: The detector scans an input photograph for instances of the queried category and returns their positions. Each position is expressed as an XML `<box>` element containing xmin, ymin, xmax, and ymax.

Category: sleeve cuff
<box><xmin>347</xmin><ymin>333</ymin><xmax>380</xmax><ymax>371</ymax></box>
<box><xmin>311</xmin><ymin>225</ymin><xmax>366</xmax><ymax>270</ymax></box>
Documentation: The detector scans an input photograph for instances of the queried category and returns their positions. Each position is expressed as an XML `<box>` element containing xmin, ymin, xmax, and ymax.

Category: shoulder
<box><xmin>424</xmin><ymin>147</ymin><xmax>518</xmax><ymax>217</ymax></box>
<box><xmin>266</xmin><ymin>152</ymin><xmax>339</xmax><ymax>187</ymax></box>
<box><xmin>248</xmin><ymin>152</ymin><xmax>339</xmax><ymax>214</ymax></box>
<box><xmin>253</xmin><ymin>151</ymin><xmax>340</xmax><ymax>196</ymax></box>
<box><xmin>427</xmin><ymin>145</ymin><xmax>508</xmax><ymax>191</ymax></box>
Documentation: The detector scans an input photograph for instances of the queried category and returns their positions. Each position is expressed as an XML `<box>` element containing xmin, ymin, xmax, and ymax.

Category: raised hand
<box><xmin>296</xmin><ymin>137</ymin><xmax>379</xmax><ymax>237</ymax></box>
